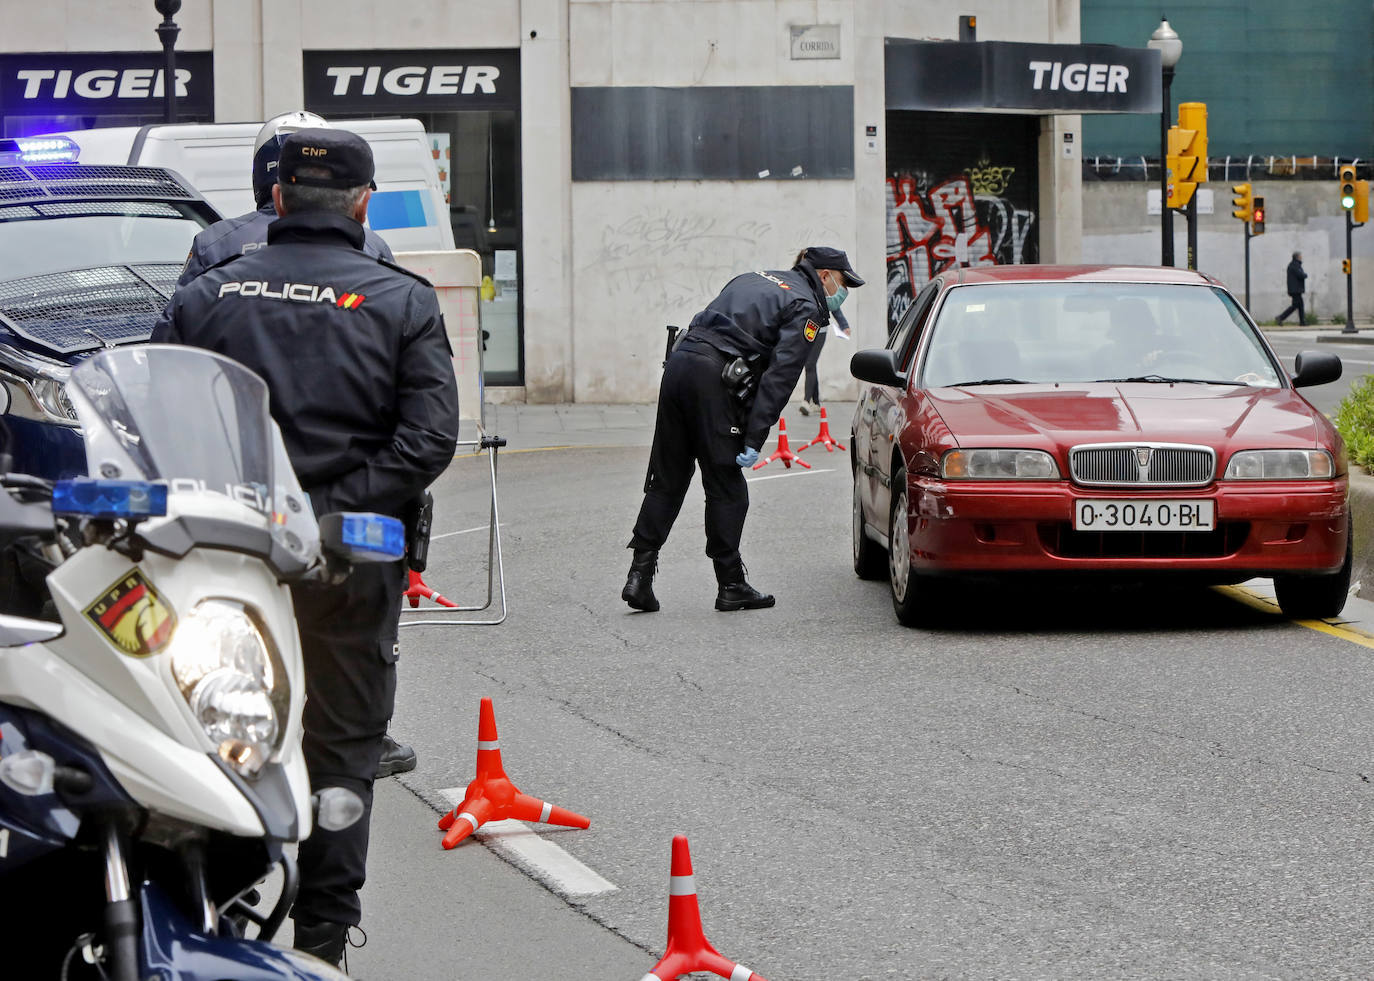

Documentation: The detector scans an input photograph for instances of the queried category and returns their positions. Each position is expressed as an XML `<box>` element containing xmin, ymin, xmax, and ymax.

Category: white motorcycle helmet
<box><xmin>251</xmin><ymin>110</ymin><xmax>329</xmax><ymax>206</ymax></box>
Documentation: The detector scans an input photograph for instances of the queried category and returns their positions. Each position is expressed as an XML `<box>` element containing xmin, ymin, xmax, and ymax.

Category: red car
<box><xmin>850</xmin><ymin>265</ymin><xmax>1349</xmax><ymax>626</ymax></box>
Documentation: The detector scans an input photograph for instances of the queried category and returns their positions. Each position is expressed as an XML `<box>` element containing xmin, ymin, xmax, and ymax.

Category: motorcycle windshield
<box><xmin>65</xmin><ymin>345</ymin><xmax>319</xmax><ymax>563</ymax></box>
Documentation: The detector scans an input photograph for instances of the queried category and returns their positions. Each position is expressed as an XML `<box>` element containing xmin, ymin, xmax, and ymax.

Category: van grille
<box><xmin>1070</xmin><ymin>444</ymin><xmax>1215</xmax><ymax>486</ymax></box>
<box><xmin>0</xmin><ymin>164</ymin><xmax>194</xmax><ymax>204</ymax></box>
<box><xmin>0</xmin><ymin>265</ymin><xmax>171</xmax><ymax>354</ymax></box>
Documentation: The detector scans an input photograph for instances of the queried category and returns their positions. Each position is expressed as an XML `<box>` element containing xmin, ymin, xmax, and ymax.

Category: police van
<box><xmin>50</xmin><ymin>117</ymin><xmax>454</xmax><ymax>253</ymax></box>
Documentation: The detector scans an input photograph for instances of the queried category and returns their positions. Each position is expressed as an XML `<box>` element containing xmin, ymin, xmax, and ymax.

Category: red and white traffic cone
<box><xmin>751</xmin><ymin>417</ymin><xmax>810</xmax><ymax>471</ymax></box>
<box><xmin>404</xmin><ymin>569</ymin><xmax>458</xmax><ymax>609</ymax></box>
<box><xmin>637</xmin><ymin>835</ymin><xmax>770</xmax><ymax>981</ymax></box>
<box><xmin>437</xmin><ymin>697</ymin><xmax>591</xmax><ymax>849</ymax></box>
<box><xmin>796</xmin><ymin>406</ymin><xmax>846</xmax><ymax>454</ymax></box>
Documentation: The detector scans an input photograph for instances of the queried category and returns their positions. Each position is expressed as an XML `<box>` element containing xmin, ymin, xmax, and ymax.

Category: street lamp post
<box><xmin>154</xmin><ymin>0</ymin><xmax>181</xmax><ymax>124</ymax></box>
<box><xmin>1148</xmin><ymin>17</ymin><xmax>1182</xmax><ymax>267</ymax></box>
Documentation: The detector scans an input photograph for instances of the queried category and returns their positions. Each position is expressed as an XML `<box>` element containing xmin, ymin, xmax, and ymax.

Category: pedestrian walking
<box><xmin>153</xmin><ymin>128</ymin><xmax>460</xmax><ymax>966</ymax></box>
<box><xmin>622</xmin><ymin>246</ymin><xmax>864</xmax><ymax>612</ymax></box>
<box><xmin>1276</xmin><ymin>251</ymin><xmax>1308</xmax><ymax>325</ymax></box>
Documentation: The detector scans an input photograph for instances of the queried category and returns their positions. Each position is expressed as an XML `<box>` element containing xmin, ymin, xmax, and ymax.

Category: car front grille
<box><xmin>1070</xmin><ymin>443</ymin><xmax>1215</xmax><ymax>486</ymax></box>
<box><xmin>1038</xmin><ymin>522</ymin><xmax>1249</xmax><ymax>559</ymax></box>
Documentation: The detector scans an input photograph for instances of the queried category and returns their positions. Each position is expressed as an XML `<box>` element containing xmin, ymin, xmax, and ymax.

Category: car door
<box><xmin>859</xmin><ymin>280</ymin><xmax>940</xmax><ymax>532</ymax></box>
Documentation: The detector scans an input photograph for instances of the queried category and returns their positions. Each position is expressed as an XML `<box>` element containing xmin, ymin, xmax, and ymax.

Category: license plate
<box><xmin>1074</xmin><ymin>499</ymin><xmax>1215</xmax><ymax>531</ymax></box>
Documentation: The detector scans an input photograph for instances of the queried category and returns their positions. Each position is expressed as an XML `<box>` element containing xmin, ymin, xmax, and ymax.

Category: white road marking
<box><xmin>438</xmin><ymin>788</ymin><xmax>617</xmax><ymax>896</ymax></box>
<box><xmin>431</xmin><ymin>523</ymin><xmax>504</xmax><ymax>541</ymax></box>
<box><xmin>747</xmin><ymin>467</ymin><xmax>837</xmax><ymax>483</ymax></box>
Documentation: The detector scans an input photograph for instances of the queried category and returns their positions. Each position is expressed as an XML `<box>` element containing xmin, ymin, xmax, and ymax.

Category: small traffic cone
<box><xmin>404</xmin><ymin>569</ymin><xmax>458</xmax><ymax>609</ymax></box>
<box><xmin>437</xmin><ymin>697</ymin><xmax>591</xmax><ymax>849</ymax></box>
<box><xmin>637</xmin><ymin>836</ymin><xmax>769</xmax><ymax>981</ymax></box>
<box><xmin>751</xmin><ymin>417</ymin><xmax>810</xmax><ymax>471</ymax></box>
<box><xmin>796</xmin><ymin>406</ymin><xmax>846</xmax><ymax>454</ymax></box>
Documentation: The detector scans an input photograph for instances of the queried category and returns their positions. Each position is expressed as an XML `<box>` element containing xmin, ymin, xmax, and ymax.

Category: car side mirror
<box><xmin>850</xmin><ymin>348</ymin><xmax>907</xmax><ymax>389</ymax></box>
<box><xmin>1291</xmin><ymin>350</ymin><xmax>1341</xmax><ymax>388</ymax></box>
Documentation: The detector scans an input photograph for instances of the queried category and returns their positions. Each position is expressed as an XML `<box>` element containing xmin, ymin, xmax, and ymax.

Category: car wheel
<box><xmin>1273</xmin><ymin>516</ymin><xmax>1353</xmax><ymax>620</ymax></box>
<box><xmin>853</xmin><ymin>476</ymin><xmax>886</xmax><ymax>580</ymax></box>
<box><xmin>887</xmin><ymin>466</ymin><xmax>944</xmax><ymax>626</ymax></box>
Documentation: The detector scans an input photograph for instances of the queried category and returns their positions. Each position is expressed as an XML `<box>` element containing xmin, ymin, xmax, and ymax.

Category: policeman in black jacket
<box><xmin>175</xmin><ymin>110</ymin><xmax>394</xmax><ymax>288</ymax></box>
<box><xmin>623</xmin><ymin>247</ymin><xmax>864</xmax><ymax>612</ymax></box>
<box><xmin>152</xmin><ymin>129</ymin><xmax>460</xmax><ymax>965</ymax></box>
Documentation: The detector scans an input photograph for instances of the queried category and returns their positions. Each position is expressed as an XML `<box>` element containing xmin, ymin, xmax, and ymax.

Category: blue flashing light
<box><xmin>52</xmin><ymin>479</ymin><xmax>167</xmax><ymax>519</ymax></box>
<box><xmin>14</xmin><ymin>136</ymin><xmax>80</xmax><ymax>164</ymax></box>
<box><xmin>339</xmin><ymin>513</ymin><xmax>405</xmax><ymax>559</ymax></box>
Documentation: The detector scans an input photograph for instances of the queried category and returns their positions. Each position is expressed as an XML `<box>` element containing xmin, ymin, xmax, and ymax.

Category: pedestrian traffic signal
<box><xmin>1251</xmin><ymin>196</ymin><xmax>1265</xmax><ymax>235</ymax></box>
<box><xmin>1231</xmin><ymin>182</ymin><xmax>1252</xmax><ymax>222</ymax></box>
<box><xmin>1340</xmin><ymin>165</ymin><xmax>1358</xmax><ymax>209</ymax></box>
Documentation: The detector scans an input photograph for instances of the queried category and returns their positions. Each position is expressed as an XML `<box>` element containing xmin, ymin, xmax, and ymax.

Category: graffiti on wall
<box><xmin>887</xmin><ymin>164</ymin><xmax>1036</xmax><ymax>330</ymax></box>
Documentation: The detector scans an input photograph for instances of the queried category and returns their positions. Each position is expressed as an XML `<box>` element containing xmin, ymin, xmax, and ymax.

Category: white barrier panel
<box><xmin>394</xmin><ymin>249</ymin><xmax>484</xmax><ymax>430</ymax></box>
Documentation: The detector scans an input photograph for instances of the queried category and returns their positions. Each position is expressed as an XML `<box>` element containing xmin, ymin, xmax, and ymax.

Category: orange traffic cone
<box><xmin>638</xmin><ymin>836</ymin><xmax>770</xmax><ymax>981</ymax></box>
<box><xmin>751</xmin><ymin>417</ymin><xmax>810</xmax><ymax>471</ymax></box>
<box><xmin>404</xmin><ymin>569</ymin><xmax>458</xmax><ymax>608</ymax></box>
<box><xmin>796</xmin><ymin>406</ymin><xmax>846</xmax><ymax>454</ymax></box>
<box><xmin>437</xmin><ymin>697</ymin><xmax>591</xmax><ymax>849</ymax></box>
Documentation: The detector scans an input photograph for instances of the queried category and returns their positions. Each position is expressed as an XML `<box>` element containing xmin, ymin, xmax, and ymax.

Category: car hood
<box><xmin>927</xmin><ymin>383</ymin><xmax>1330</xmax><ymax>451</ymax></box>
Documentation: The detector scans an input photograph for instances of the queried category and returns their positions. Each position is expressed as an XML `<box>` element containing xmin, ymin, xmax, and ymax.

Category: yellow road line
<box><xmin>1216</xmin><ymin>584</ymin><xmax>1374</xmax><ymax>651</ymax></box>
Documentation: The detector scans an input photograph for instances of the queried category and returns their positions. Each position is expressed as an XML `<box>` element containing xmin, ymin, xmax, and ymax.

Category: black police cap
<box><xmin>803</xmin><ymin>246</ymin><xmax>865</xmax><ymax>287</ymax></box>
<box><xmin>278</xmin><ymin>128</ymin><xmax>376</xmax><ymax>190</ymax></box>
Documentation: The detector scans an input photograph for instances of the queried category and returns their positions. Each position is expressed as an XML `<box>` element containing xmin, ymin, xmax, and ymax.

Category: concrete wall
<box><xmin>1083</xmin><ymin>181</ymin><xmax>1374</xmax><ymax>323</ymax></box>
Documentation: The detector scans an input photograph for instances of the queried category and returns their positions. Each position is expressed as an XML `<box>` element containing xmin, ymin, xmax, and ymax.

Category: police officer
<box><xmin>152</xmin><ymin>129</ymin><xmax>460</xmax><ymax>965</ymax></box>
<box><xmin>175</xmin><ymin>110</ymin><xmax>395</xmax><ymax>288</ymax></box>
<box><xmin>623</xmin><ymin>247</ymin><xmax>864</xmax><ymax>612</ymax></box>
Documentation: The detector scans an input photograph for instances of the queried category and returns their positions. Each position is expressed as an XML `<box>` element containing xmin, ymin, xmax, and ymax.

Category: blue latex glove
<box><xmin>736</xmin><ymin>446</ymin><xmax>761</xmax><ymax>468</ymax></box>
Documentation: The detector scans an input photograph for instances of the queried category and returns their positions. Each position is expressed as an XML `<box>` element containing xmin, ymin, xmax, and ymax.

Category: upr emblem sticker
<box><xmin>803</xmin><ymin>319</ymin><xmax>820</xmax><ymax>342</ymax></box>
<box><xmin>84</xmin><ymin>570</ymin><xmax>175</xmax><ymax>657</ymax></box>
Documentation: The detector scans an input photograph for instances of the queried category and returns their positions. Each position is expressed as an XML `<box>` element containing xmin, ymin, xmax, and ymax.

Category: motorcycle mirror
<box><xmin>314</xmin><ymin>786</ymin><xmax>365</xmax><ymax>832</ymax></box>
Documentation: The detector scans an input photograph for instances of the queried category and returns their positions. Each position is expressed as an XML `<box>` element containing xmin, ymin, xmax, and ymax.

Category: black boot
<box><xmin>622</xmin><ymin>549</ymin><xmax>660</xmax><ymax>612</ymax></box>
<box><xmin>376</xmin><ymin>731</ymin><xmax>417</xmax><ymax>778</ymax></box>
<box><xmin>714</xmin><ymin>560</ymin><xmax>775</xmax><ymax>612</ymax></box>
<box><xmin>293</xmin><ymin>918</ymin><xmax>349</xmax><ymax>967</ymax></box>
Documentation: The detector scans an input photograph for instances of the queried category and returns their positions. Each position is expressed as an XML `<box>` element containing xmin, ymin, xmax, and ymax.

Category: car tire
<box><xmin>1273</xmin><ymin>515</ymin><xmax>1353</xmax><ymax>620</ymax></box>
<box><xmin>853</xmin><ymin>476</ymin><xmax>887</xmax><ymax>581</ymax></box>
<box><xmin>887</xmin><ymin>465</ymin><xmax>945</xmax><ymax>626</ymax></box>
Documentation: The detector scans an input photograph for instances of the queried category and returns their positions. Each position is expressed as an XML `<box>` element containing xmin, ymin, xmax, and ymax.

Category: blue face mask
<box><xmin>827</xmin><ymin>283</ymin><xmax>848</xmax><ymax>311</ymax></box>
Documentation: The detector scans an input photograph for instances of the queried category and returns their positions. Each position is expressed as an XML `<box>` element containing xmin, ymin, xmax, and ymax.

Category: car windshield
<box><xmin>0</xmin><ymin>203</ymin><xmax>207</xmax><ymax>282</ymax></box>
<box><xmin>64</xmin><ymin>345</ymin><xmax>319</xmax><ymax>564</ymax></box>
<box><xmin>919</xmin><ymin>282</ymin><xmax>1282</xmax><ymax>389</ymax></box>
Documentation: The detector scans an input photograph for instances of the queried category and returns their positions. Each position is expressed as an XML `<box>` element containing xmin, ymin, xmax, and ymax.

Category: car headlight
<box><xmin>942</xmin><ymin>448</ymin><xmax>1060</xmax><ymax>479</ymax></box>
<box><xmin>1224</xmin><ymin>449</ymin><xmax>1334</xmax><ymax>480</ymax></box>
<box><xmin>168</xmin><ymin>600</ymin><xmax>289</xmax><ymax>778</ymax></box>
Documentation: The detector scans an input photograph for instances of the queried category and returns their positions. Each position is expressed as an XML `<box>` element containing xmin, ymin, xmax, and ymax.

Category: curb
<box><xmin>1351</xmin><ymin>469</ymin><xmax>1374</xmax><ymax>600</ymax></box>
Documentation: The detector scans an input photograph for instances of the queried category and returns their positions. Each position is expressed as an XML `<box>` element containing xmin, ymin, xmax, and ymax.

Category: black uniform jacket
<box><xmin>177</xmin><ymin>201</ymin><xmax>395</xmax><ymax>287</ymax></box>
<box><xmin>1286</xmin><ymin>259</ymin><xmax>1307</xmax><ymax>296</ymax></box>
<box><xmin>686</xmin><ymin>261</ymin><xmax>830</xmax><ymax>449</ymax></box>
<box><xmin>152</xmin><ymin>211</ymin><xmax>459</xmax><ymax>518</ymax></box>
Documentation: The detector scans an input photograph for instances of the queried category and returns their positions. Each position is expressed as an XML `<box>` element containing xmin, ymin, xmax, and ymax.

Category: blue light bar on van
<box><xmin>13</xmin><ymin>136</ymin><xmax>80</xmax><ymax>164</ymax></box>
<box><xmin>339</xmin><ymin>513</ymin><xmax>405</xmax><ymax>559</ymax></box>
<box><xmin>52</xmin><ymin>479</ymin><xmax>167</xmax><ymax>519</ymax></box>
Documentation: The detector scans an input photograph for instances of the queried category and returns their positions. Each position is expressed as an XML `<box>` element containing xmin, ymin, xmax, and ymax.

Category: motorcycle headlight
<box><xmin>168</xmin><ymin>600</ymin><xmax>288</xmax><ymax>778</ymax></box>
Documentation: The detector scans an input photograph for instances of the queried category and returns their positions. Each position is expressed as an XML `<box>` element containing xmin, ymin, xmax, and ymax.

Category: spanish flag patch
<box><xmin>336</xmin><ymin>292</ymin><xmax>366</xmax><ymax>309</ymax></box>
<box><xmin>804</xmin><ymin>319</ymin><xmax>819</xmax><ymax>342</ymax></box>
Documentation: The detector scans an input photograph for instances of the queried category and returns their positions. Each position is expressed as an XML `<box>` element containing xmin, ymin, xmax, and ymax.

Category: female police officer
<box><xmin>622</xmin><ymin>246</ymin><xmax>863</xmax><ymax>613</ymax></box>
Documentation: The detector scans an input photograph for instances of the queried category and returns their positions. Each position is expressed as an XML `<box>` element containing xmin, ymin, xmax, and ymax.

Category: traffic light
<box><xmin>1166</xmin><ymin>102</ymin><xmax>1208</xmax><ymax>208</ymax></box>
<box><xmin>1340</xmin><ymin>165</ymin><xmax>1357</xmax><ymax>210</ymax></box>
<box><xmin>1231</xmin><ymin>182</ymin><xmax>1252</xmax><ymax>222</ymax></box>
<box><xmin>1251</xmin><ymin>196</ymin><xmax>1265</xmax><ymax>235</ymax></box>
<box><xmin>1344</xmin><ymin>258</ymin><xmax>1353</xmax><ymax>275</ymax></box>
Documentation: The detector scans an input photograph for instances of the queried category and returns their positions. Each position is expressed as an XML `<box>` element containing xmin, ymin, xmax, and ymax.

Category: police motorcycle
<box><xmin>0</xmin><ymin>345</ymin><xmax>404</xmax><ymax>980</ymax></box>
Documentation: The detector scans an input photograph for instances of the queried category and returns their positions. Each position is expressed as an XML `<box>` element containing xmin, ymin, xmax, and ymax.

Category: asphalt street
<box><xmin>300</xmin><ymin>397</ymin><xmax>1374</xmax><ymax>981</ymax></box>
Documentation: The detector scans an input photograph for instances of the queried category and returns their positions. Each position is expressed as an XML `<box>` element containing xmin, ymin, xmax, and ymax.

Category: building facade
<box><xmin>6</xmin><ymin>1</ymin><xmax>1180</xmax><ymax>403</ymax></box>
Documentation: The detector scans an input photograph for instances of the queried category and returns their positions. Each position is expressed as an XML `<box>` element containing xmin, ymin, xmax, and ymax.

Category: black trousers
<box><xmin>1277</xmin><ymin>292</ymin><xmax>1305</xmax><ymax>325</ymax></box>
<box><xmin>289</xmin><ymin>558</ymin><xmax>405</xmax><ymax>927</ymax></box>
<box><xmin>629</xmin><ymin>344</ymin><xmax>749</xmax><ymax>570</ymax></box>
<box><xmin>803</xmin><ymin>326</ymin><xmax>827</xmax><ymax>403</ymax></box>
